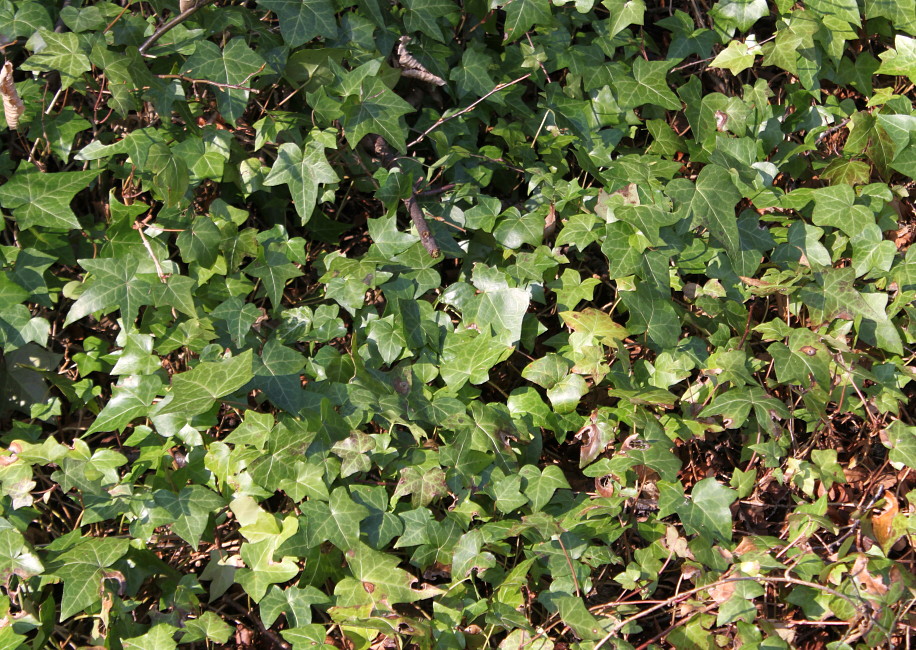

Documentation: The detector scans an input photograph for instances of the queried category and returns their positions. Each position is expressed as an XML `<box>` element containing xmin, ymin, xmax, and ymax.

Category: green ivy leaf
<box><xmin>49</xmin><ymin>536</ymin><xmax>129</xmax><ymax>620</ymax></box>
<box><xmin>658</xmin><ymin>478</ymin><xmax>737</xmax><ymax>543</ymax></box>
<box><xmin>614</xmin><ymin>58</ymin><xmax>682</xmax><ymax>110</ymax></box>
<box><xmin>341</xmin><ymin>77</ymin><xmax>415</xmax><ymax>153</ymax></box>
<box><xmin>153</xmin><ymin>486</ymin><xmax>225</xmax><ymax>548</ymax></box>
<box><xmin>155</xmin><ymin>349</ymin><xmax>254</xmax><ymax>417</ymax></box>
<box><xmin>183</xmin><ymin>39</ymin><xmax>266</xmax><ymax>125</ymax></box>
<box><xmin>256</xmin><ymin>0</ymin><xmax>337</xmax><ymax>47</ymax></box>
<box><xmin>0</xmin><ymin>167</ymin><xmax>100</xmax><ymax>230</ymax></box>
<box><xmin>263</xmin><ymin>141</ymin><xmax>338</xmax><ymax>224</ymax></box>
<box><xmin>22</xmin><ymin>30</ymin><xmax>91</xmax><ymax>88</ymax></box>
<box><xmin>690</xmin><ymin>164</ymin><xmax>741</xmax><ymax>258</ymax></box>
<box><xmin>64</xmin><ymin>256</ymin><xmax>155</xmax><ymax>329</ymax></box>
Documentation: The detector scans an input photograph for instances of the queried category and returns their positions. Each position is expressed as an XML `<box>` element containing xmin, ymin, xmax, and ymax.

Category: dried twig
<box><xmin>138</xmin><ymin>0</ymin><xmax>217</xmax><ymax>56</ymax></box>
<box><xmin>404</xmin><ymin>194</ymin><xmax>440</xmax><ymax>258</ymax></box>
<box><xmin>366</xmin><ymin>135</ymin><xmax>440</xmax><ymax>258</ymax></box>
<box><xmin>407</xmin><ymin>73</ymin><xmax>531</xmax><ymax>149</ymax></box>
<box><xmin>156</xmin><ymin>64</ymin><xmax>266</xmax><ymax>92</ymax></box>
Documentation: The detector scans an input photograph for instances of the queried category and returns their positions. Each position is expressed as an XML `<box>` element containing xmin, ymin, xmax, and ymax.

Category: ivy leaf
<box><xmin>86</xmin><ymin>375</ymin><xmax>162</xmax><ymax>435</ymax></box>
<box><xmin>393</xmin><ymin>466</ymin><xmax>448</xmax><ymax>507</ymax></box>
<box><xmin>64</xmin><ymin>256</ymin><xmax>155</xmax><ymax>329</ymax></box>
<box><xmin>49</xmin><ymin>537</ymin><xmax>129</xmax><ymax>620</ymax></box>
<box><xmin>519</xmin><ymin>465</ymin><xmax>570</xmax><ymax>511</ymax></box>
<box><xmin>334</xmin><ymin>542</ymin><xmax>442</xmax><ymax>608</ymax></box>
<box><xmin>300</xmin><ymin>488</ymin><xmax>368</xmax><ymax>550</ymax></box>
<box><xmin>22</xmin><ymin>30</ymin><xmax>90</xmax><ymax>88</ymax></box>
<box><xmin>149</xmin><ymin>275</ymin><xmax>198</xmax><ymax>318</ymax></box>
<box><xmin>450</xmin><ymin>43</ymin><xmax>496</xmax><ymax>98</ymax></box>
<box><xmin>501</xmin><ymin>0</ymin><xmax>552</xmax><ymax>43</ymax></box>
<box><xmin>710</xmin><ymin>0</ymin><xmax>768</xmax><ymax>31</ymax></box>
<box><xmin>701</xmin><ymin>385</ymin><xmax>790</xmax><ymax>430</ymax></box>
<box><xmin>0</xmin><ymin>167</ymin><xmax>100</xmax><ymax>230</ymax></box>
<box><xmin>711</xmin><ymin>40</ymin><xmax>757</xmax><ymax>75</ymax></box>
<box><xmin>180</xmin><ymin>612</ymin><xmax>233</xmax><ymax>645</ymax></box>
<box><xmin>244</xmin><ymin>250</ymin><xmax>303</xmax><ymax>311</ymax></box>
<box><xmin>237</xmin><ymin>541</ymin><xmax>300</xmax><ymax>602</ymax></box>
<box><xmin>176</xmin><ymin>217</ymin><xmax>222</xmax><ymax>268</ymax></box>
<box><xmin>439</xmin><ymin>328</ymin><xmax>513</xmax><ymax>391</ymax></box>
<box><xmin>153</xmin><ymin>486</ymin><xmax>225</xmax><ymax>548</ymax></box>
<box><xmin>463</xmin><ymin>287</ymin><xmax>529</xmax><ymax>347</ymax></box>
<box><xmin>341</xmin><ymin>77</ymin><xmax>415</xmax><ymax>153</ymax></box>
<box><xmin>260</xmin><ymin>585</ymin><xmax>330</xmax><ymax>627</ymax></box>
<box><xmin>690</xmin><ymin>164</ymin><xmax>741</xmax><ymax>258</ymax></box>
<box><xmin>658</xmin><ymin>478</ymin><xmax>736</xmax><ymax>543</ymax></box>
<box><xmin>122</xmin><ymin>623</ymin><xmax>179</xmax><ymax>650</ymax></box>
<box><xmin>263</xmin><ymin>142</ymin><xmax>338</xmax><ymax>224</ymax></box>
<box><xmin>877</xmin><ymin>35</ymin><xmax>916</xmax><ymax>82</ymax></box>
<box><xmin>183</xmin><ymin>39</ymin><xmax>266</xmax><ymax>125</ymax></box>
<box><xmin>403</xmin><ymin>0</ymin><xmax>458</xmax><ymax>42</ymax></box>
<box><xmin>614</xmin><ymin>58</ymin><xmax>681</xmax><ymax>110</ymax></box>
<box><xmin>0</xmin><ymin>528</ymin><xmax>44</xmax><ymax>581</ymax></box>
<box><xmin>155</xmin><ymin>350</ymin><xmax>254</xmax><ymax>417</ymax></box>
<box><xmin>256</xmin><ymin>0</ymin><xmax>337</xmax><ymax>48</ymax></box>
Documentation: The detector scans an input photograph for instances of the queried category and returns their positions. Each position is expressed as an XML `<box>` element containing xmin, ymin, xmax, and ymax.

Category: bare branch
<box><xmin>407</xmin><ymin>73</ymin><xmax>531</xmax><ymax>149</ymax></box>
<box><xmin>139</xmin><ymin>0</ymin><xmax>217</xmax><ymax>56</ymax></box>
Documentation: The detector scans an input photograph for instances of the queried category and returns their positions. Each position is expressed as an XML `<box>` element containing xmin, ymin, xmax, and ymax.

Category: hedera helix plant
<box><xmin>0</xmin><ymin>0</ymin><xmax>915</xmax><ymax>646</ymax></box>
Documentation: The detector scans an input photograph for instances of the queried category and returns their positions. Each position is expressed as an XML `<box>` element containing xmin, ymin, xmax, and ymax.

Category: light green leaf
<box><xmin>711</xmin><ymin>40</ymin><xmax>757</xmax><ymax>75</ymax></box>
<box><xmin>122</xmin><ymin>623</ymin><xmax>179</xmax><ymax>650</ymax></box>
<box><xmin>877</xmin><ymin>35</ymin><xmax>916</xmax><ymax>82</ymax></box>
<box><xmin>180</xmin><ymin>611</ymin><xmax>233</xmax><ymax>644</ymax></box>
<box><xmin>334</xmin><ymin>542</ymin><xmax>442</xmax><ymax>608</ymax></box>
<box><xmin>155</xmin><ymin>350</ymin><xmax>254</xmax><ymax>417</ymax></box>
<box><xmin>64</xmin><ymin>256</ymin><xmax>155</xmax><ymax>328</ymax></box>
<box><xmin>439</xmin><ymin>328</ymin><xmax>513</xmax><ymax>390</ymax></box>
<box><xmin>22</xmin><ymin>30</ymin><xmax>90</xmax><ymax>88</ymax></box>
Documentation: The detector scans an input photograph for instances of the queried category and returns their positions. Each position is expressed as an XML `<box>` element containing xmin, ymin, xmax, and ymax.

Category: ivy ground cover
<box><xmin>0</xmin><ymin>0</ymin><xmax>916</xmax><ymax>647</ymax></box>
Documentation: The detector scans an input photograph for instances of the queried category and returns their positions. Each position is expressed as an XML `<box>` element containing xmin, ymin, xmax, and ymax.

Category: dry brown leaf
<box><xmin>708</xmin><ymin>580</ymin><xmax>736</xmax><ymax>604</ymax></box>
<box><xmin>851</xmin><ymin>553</ymin><xmax>888</xmax><ymax>597</ymax></box>
<box><xmin>871</xmin><ymin>493</ymin><xmax>900</xmax><ymax>548</ymax></box>
<box><xmin>0</xmin><ymin>62</ymin><xmax>25</xmax><ymax>130</ymax></box>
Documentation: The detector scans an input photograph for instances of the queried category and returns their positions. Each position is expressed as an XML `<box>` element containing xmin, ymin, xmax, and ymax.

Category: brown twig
<box><xmin>138</xmin><ymin>0</ymin><xmax>217</xmax><ymax>56</ymax></box>
<box><xmin>593</xmin><ymin>574</ymin><xmax>877</xmax><ymax>649</ymax></box>
<box><xmin>367</xmin><ymin>135</ymin><xmax>441</xmax><ymax>258</ymax></box>
<box><xmin>156</xmin><ymin>64</ymin><xmax>266</xmax><ymax>92</ymax></box>
<box><xmin>407</xmin><ymin>73</ymin><xmax>532</xmax><ymax>149</ymax></box>
<box><xmin>404</xmin><ymin>194</ymin><xmax>441</xmax><ymax>258</ymax></box>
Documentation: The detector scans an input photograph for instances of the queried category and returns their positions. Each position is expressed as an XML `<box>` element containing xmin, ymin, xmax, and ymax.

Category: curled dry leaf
<box><xmin>396</xmin><ymin>36</ymin><xmax>446</xmax><ymax>86</ymax></box>
<box><xmin>870</xmin><ymin>493</ymin><xmax>900</xmax><ymax>548</ymax></box>
<box><xmin>850</xmin><ymin>554</ymin><xmax>888</xmax><ymax>598</ymax></box>
<box><xmin>0</xmin><ymin>62</ymin><xmax>25</xmax><ymax>130</ymax></box>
